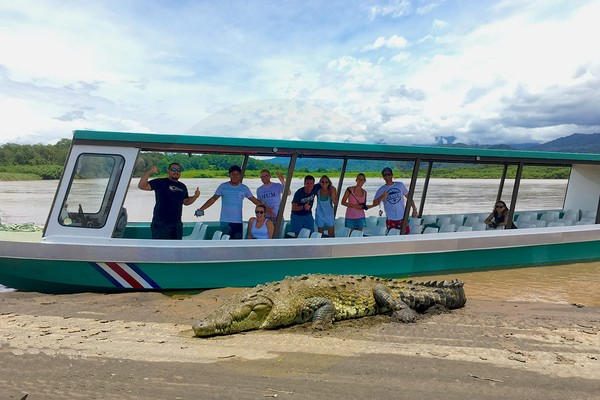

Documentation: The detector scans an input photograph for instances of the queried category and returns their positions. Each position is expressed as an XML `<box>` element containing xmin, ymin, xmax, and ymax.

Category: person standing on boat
<box><xmin>372</xmin><ymin>167</ymin><xmax>417</xmax><ymax>234</ymax></box>
<box><xmin>195</xmin><ymin>165</ymin><xmax>263</xmax><ymax>239</ymax></box>
<box><xmin>247</xmin><ymin>204</ymin><xmax>274</xmax><ymax>239</ymax></box>
<box><xmin>256</xmin><ymin>169</ymin><xmax>290</xmax><ymax>220</ymax></box>
<box><xmin>290</xmin><ymin>175</ymin><xmax>319</xmax><ymax>236</ymax></box>
<box><xmin>138</xmin><ymin>163</ymin><xmax>200</xmax><ymax>240</ymax></box>
<box><xmin>315</xmin><ymin>175</ymin><xmax>338</xmax><ymax>237</ymax></box>
<box><xmin>341</xmin><ymin>173</ymin><xmax>369</xmax><ymax>232</ymax></box>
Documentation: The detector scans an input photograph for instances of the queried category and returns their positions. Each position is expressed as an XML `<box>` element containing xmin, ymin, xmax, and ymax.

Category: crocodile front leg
<box><xmin>373</xmin><ymin>284</ymin><xmax>419</xmax><ymax>323</ymax></box>
<box><xmin>300</xmin><ymin>297</ymin><xmax>336</xmax><ymax>330</ymax></box>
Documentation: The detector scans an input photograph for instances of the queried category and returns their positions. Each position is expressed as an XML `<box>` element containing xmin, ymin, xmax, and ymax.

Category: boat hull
<box><xmin>1</xmin><ymin>228</ymin><xmax>599</xmax><ymax>293</ymax></box>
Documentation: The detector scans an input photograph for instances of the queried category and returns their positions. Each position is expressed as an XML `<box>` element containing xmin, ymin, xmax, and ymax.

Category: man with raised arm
<box><xmin>371</xmin><ymin>167</ymin><xmax>417</xmax><ymax>234</ymax></box>
<box><xmin>138</xmin><ymin>163</ymin><xmax>200</xmax><ymax>240</ymax></box>
<box><xmin>195</xmin><ymin>165</ymin><xmax>263</xmax><ymax>239</ymax></box>
<box><xmin>256</xmin><ymin>169</ymin><xmax>290</xmax><ymax>220</ymax></box>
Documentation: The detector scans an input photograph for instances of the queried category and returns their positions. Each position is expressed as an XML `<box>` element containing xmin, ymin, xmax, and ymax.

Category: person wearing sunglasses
<box><xmin>371</xmin><ymin>167</ymin><xmax>417</xmax><ymax>234</ymax></box>
<box><xmin>247</xmin><ymin>204</ymin><xmax>274</xmax><ymax>239</ymax></box>
<box><xmin>196</xmin><ymin>165</ymin><xmax>264</xmax><ymax>239</ymax></box>
<box><xmin>138</xmin><ymin>163</ymin><xmax>200</xmax><ymax>240</ymax></box>
<box><xmin>315</xmin><ymin>175</ymin><xmax>338</xmax><ymax>237</ymax></box>
<box><xmin>485</xmin><ymin>200</ymin><xmax>514</xmax><ymax>229</ymax></box>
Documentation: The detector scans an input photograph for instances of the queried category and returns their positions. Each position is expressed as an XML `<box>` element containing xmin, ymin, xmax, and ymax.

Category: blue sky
<box><xmin>1</xmin><ymin>0</ymin><xmax>599</xmax><ymax>145</ymax></box>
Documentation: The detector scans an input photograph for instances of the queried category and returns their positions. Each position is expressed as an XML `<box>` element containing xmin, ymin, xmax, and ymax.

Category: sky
<box><xmin>0</xmin><ymin>0</ymin><xmax>599</xmax><ymax>145</ymax></box>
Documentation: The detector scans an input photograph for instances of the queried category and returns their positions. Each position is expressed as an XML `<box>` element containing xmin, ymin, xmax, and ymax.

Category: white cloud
<box><xmin>416</xmin><ymin>1</ymin><xmax>443</xmax><ymax>15</ymax></box>
<box><xmin>432</xmin><ymin>19</ymin><xmax>448</xmax><ymax>30</ymax></box>
<box><xmin>362</xmin><ymin>35</ymin><xmax>408</xmax><ymax>51</ymax></box>
<box><xmin>391</xmin><ymin>52</ymin><xmax>411</xmax><ymax>63</ymax></box>
<box><xmin>369</xmin><ymin>0</ymin><xmax>411</xmax><ymax>19</ymax></box>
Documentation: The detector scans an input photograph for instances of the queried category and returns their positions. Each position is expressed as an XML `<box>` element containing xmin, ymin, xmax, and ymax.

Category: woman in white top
<box><xmin>247</xmin><ymin>205</ymin><xmax>274</xmax><ymax>239</ymax></box>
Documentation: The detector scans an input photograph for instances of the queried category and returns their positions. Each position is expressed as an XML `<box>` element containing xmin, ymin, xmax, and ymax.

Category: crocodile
<box><xmin>193</xmin><ymin>274</ymin><xmax>466</xmax><ymax>337</ymax></box>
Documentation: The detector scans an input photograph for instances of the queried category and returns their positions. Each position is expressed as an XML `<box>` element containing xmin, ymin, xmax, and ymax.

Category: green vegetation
<box><xmin>0</xmin><ymin>139</ymin><xmax>571</xmax><ymax>180</ymax></box>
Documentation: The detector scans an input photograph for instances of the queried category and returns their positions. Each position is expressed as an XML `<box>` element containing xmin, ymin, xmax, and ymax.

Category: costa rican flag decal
<box><xmin>91</xmin><ymin>262</ymin><xmax>160</xmax><ymax>289</ymax></box>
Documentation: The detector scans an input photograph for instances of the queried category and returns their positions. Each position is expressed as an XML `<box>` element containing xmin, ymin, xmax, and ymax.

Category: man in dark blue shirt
<box><xmin>290</xmin><ymin>175</ymin><xmax>320</xmax><ymax>235</ymax></box>
<box><xmin>138</xmin><ymin>163</ymin><xmax>200</xmax><ymax>239</ymax></box>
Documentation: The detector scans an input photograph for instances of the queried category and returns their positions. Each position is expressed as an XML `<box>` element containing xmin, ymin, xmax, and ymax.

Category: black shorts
<box><xmin>151</xmin><ymin>222</ymin><xmax>183</xmax><ymax>240</ymax></box>
<box><xmin>221</xmin><ymin>222</ymin><xmax>244</xmax><ymax>239</ymax></box>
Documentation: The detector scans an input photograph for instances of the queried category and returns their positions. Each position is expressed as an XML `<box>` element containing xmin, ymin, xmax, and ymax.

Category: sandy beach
<box><xmin>1</xmin><ymin>265</ymin><xmax>599</xmax><ymax>400</ymax></box>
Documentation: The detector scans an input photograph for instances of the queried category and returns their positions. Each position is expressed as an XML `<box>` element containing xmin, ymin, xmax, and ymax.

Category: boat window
<box><xmin>59</xmin><ymin>153</ymin><xmax>125</xmax><ymax>228</ymax></box>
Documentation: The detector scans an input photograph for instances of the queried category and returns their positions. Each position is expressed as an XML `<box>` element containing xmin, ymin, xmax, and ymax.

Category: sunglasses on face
<box><xmin>170</xmin><ymin>168</ymin><xmax>182</xmax><ymax>172</ymax></box>
<box><xmin>320</xmin><ymin>181</ymin><xmax>328</xmax><ymax>184</ymax></box>
<box><xmin>255</xmin><ymin>210</ymin><xmax>265</xmax><ymax>214</ymax></box>
<box><xmin>495</xmin><ymin>205</ymin><xmax>505</xmax><ymax>209</ymax></box>
<box><xmin>382</xmin><ymin>173</ymin><xmax>392</xmax><ymax>177</ymax></box>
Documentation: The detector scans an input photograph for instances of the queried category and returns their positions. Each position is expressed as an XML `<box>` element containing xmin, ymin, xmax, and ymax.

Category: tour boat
<box><xmin>0</xmin><ymin>130</ymin><xmax>598</xmax><ymax>292</ymax></box>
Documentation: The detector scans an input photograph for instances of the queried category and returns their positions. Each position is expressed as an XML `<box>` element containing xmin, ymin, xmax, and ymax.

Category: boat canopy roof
<box><xmin>73</xmin><ymin>130</ymin><xmax>600</xmax><ymax>166</ymax></box>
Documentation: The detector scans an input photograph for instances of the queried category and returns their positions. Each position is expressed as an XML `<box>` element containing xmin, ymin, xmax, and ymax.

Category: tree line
<box><xmin>0</xmin><ymin>139</ymin><xmax>570</xmax><ymax>180</ymax></box>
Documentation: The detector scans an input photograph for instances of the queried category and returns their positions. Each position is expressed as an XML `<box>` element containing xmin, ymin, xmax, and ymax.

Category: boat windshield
<box><xmin>59</xmin><ymin>153</ymin><xmax>125</xmax><ymax>229</ymax></box>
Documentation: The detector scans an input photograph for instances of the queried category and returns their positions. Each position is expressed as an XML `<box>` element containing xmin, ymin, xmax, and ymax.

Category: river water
<box><xmin>2</xmin><ymin>178</ymin><xmax>599</xmax><ymax>305</ymax></box>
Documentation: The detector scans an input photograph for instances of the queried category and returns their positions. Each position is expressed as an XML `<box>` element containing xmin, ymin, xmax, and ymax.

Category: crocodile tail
<box><xmin>402</xmin><ymin>280</ymin><xmax>466</xmax><ymax>310</ymax></box>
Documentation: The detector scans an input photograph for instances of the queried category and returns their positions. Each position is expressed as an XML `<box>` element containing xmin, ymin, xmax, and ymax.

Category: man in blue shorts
<box><xmin>196</xmin><ymin>165</ymin><xmax>263</xmax><ymax>239</ymax></box>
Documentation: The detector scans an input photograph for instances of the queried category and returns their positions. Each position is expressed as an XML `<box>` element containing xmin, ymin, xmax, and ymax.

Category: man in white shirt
<box><xmin>256</xmin><ymin>169</ymin><xmax>289</xmax><ymax>220</ymax></box>
<box><xmin>372</xmin><ymin>167</ymin><xmax>417</xmax><ymax>234</ymax></box>
<box><xmin>196</xmin><ymin>165</ymin><xmax>263</xmax><ymax>239</ymax></box>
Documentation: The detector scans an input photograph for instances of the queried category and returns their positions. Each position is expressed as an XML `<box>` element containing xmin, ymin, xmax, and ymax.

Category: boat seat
<box><xmin>349</xmin><ymin>230</ymin><xmax>364</xmax><ymax>237</ymax></box>
<box><xmin>386</xmin><ymin>228</ymin><xmax>401</xmax><ymax>236</ymax></box>
<box><xmin>540</xmin><ymin>212</ymin><xmax>559</xmax><ymax>222</ymax></box>
<box><xmin>534</xmin><ymin>220</ymin><xmax>547</xmax><ymax>228</ymax></box>
<box><xmin>515</xmin><ymin>214</ymin><xmax>533</xmax><ymax>223</ymax></box>
<box><xmin>463</xmin><ymin>215</ymin><xmax>481</xmax><ymax>226</ymax></box>
<box><xmin>439</xmin><ymin>224</ymin><xmax>456</xmax><ymax>233</ymax></box>
<box><xmin>309</xmin><ymin>231</ymin><xmax>322</xmax><ymax>238</ymax></box>
<box><xmin>365</xmin><ymin>224</ymin><xmax>386</xmax><ymax>236</ymax></box>
<box><xmin>211</xmin><ymin>230</ymin><xmax>223</xmax><ymax>240</ymax></box>
<box><xmin>408</xmin><ymin>217</ymin><xmax>422</xmax><ymax>226</ymax></box>
<box><xmin>220</xmin><ymin>234</ymin><xmax>231</xmax><ymax>240</ymax></box>
<box><xmin>581</xmin><ymin>210</ymin><xmax>596</xmax><ymax>220</ymax></box>
<box><xmin>409</xmin><ymin>222</ymin><xmax>423</xmax><ymax>234</ymax></box>
<box><xmin>471</xmin><ymin>223</ymin><xmax>487</xmax><ymax>231</ymax></box>
<box><xmin>335</xmin><ymin>227</ymin><xmax>351</xmax><ymax>238</ymax></box>
<box><xmin>422</xmin><ymin>215</ymin><xmax>437</xmax><ymax>225</ymax></box>
<box><xmin>111</xmin><ymin>207</ymin><xmax>128</xmax><ymax>238</ymax></box>
<box><xmin>437</xmin><ymin>216</ymin><xmax>451</xmax><ymax>226</ymax></box>
<box><xmin>450</xmin><ymin>215</ymin><xmax>464</xmax><ymax>226</ymax></box>
<box><xmin>377</xmin><ymin>217</ymin><xmax>387</xmax><ymax>226</ymax></box>
<box><xmin>183</xmin><ymin>222</ymin><xmax>207</xmax><ymax>240</ymax></box>
<box><xmin>561</xmin><ymin>209</ymin><xmax>579</xmax><ymax>221</ymax></box>
<box><xmin>576</xmin><ymin>219</ymin><xmax>596</xmax><ymax>225</ymax></box>
<box><xmin>519</xmin><ymin>223</ymin><xmax>536</xmax><ymax>229</ymax></box>
<box><xmin>456</xmin><ymin>226</ymin><xmax>473</xmax><ymax>232</ymax></box>
<box><xmin>422</xmin><ymin>227</ymin><xmax>439</xmax><ymax>234</ymax></box>
<box><xmin>297</xmin><ymin>228</ymin><xmax>311</xmax><ymax>239</ymax></box>
<box><xmin>547</xmin><ymin>222</ymin><xmax>565</xmax><ymax>227</ymax></box>
<box><xmin>366</xmin><ymin>216</ymin><xmax>379</xmax><ymax>229</ymax></box>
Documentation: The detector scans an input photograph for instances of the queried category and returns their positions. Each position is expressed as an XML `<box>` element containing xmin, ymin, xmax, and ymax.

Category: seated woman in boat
<box><xmin>341</xmin><ymin>173</ymin><xmax>369</xmax><ymax>232</ymax></box>
<box><xmin>247</xmin><ymin>205</ymin><xmax>274</xmax><ymax>239</ymax></box>
<box><xmin>485</xmin><ymin>200</ymin><xmax>514</xmax><ymax>229</ymax></box>
<box><xmin>315</xmin><ymin>175</ymin><xmax>338</xmax><ymax>237</ymax></box>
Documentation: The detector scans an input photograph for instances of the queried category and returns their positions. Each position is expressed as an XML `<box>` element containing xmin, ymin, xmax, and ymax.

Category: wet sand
<box><xmin>1</xmin><ymin>263</ymin><xmax>599</xmax><ymax>399</ymax></box>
